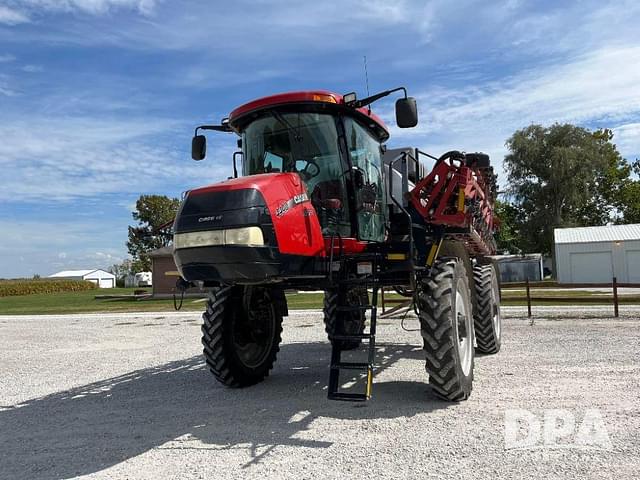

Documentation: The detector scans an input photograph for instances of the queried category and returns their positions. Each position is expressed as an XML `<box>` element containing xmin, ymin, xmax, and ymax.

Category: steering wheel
<box><xmin>298</xmin><ymin>159</ymin><xmax>320</xmax><ymax>181</ymax></box>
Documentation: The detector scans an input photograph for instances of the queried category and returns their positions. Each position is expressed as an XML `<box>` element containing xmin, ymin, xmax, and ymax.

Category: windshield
<box><xmin>242</xmin><ymin>112</ymin><xmax>350</xmax><ymax>236</ymax></box>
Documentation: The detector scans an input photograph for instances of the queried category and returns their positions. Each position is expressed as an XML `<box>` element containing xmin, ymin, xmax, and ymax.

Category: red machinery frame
<box><xmin>409</xmin><ymin>158</ymin><xmax>497</xmax><ymax>255</ymax></box>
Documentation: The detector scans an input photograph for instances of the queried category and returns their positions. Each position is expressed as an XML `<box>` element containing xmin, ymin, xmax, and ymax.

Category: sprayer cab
<box><xmin>173</xmin><ymin>86</ymin><xmax>502</xmax><ymax>404</ymax></box>
<box><xmin>174</xmin><ymin>89</ymin><xmax>418</xmax><ymax>286</ymax></box>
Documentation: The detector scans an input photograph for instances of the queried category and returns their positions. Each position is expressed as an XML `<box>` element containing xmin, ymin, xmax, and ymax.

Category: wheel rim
<box><xmin>232</xmin><ymin>290</ymin><xmax>275</xmax><ymax>369</ymax></box>
<box><xmin>491</xmin><ymin>275</ymin><xmax>502</xmax><ymax>341</ymax></box>
<box><xmin>455</xmin><ymin>282</ymin><xmax>473</xmax><ymax>376</ymax></box>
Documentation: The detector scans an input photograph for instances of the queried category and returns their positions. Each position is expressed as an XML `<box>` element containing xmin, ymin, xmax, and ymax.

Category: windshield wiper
<box><xmin>270</xmin><ymin>110</ymin><xmax>303</xmax><ymax>142</ymax></box>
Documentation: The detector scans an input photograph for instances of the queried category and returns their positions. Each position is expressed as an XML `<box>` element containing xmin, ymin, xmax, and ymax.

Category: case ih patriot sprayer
<box><xmin>173</xmin><ymin>87</ymin><xmax>501</xmax><ymax>401</ymax></box>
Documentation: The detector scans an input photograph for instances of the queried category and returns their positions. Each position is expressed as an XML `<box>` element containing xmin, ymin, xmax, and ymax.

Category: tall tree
<box><xmin>127</xmin><ymin>195</ymin><xmax>180</xmax><ymax>271</ymax></box>
<box><xmin>504</xmin><ymin>124</ymin><xmax>629</xmax><ymax>256</ymax></box>
<box><xmin>493</xmin><ymin>198</ymin><xmax>522</xmax><ymax>254</ymax></box>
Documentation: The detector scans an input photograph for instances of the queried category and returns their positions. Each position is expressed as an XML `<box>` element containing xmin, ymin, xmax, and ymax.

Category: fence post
<box><xmin>613</xmin><ymin>277</ymin><xmax>619</xmax><ymax>318</ymax></box>
<box><xmin>526</xmin><ymin>277</ymin><xmax>532</xmax><ymax>318</ymax></box>
<box><xmin>381</xmin><ymin>287</ymin><xmax>386</xmax><ymax>314</ymax></box>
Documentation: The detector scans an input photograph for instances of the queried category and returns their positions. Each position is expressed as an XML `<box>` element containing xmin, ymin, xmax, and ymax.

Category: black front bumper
<box><xmin>174</xmin><ymin>245</ymin><xmax>321</xmax><ymax>285</ymax></box>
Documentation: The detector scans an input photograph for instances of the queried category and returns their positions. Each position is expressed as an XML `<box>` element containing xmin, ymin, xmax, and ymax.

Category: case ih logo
<box><xmin>275</xmin><ymin>193</ymin><xmax>309</xmax><ymax>217</ymax></box>
<box><xmin>198</xmin><ymin>215</ymin><xmax>223</xmax><ymax>223</ymax></box>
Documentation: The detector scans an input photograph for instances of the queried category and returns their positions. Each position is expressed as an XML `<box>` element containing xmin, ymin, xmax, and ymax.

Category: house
<box><xmin>49</xmin><ymin>269</ymin><xmax>116</xmax><ymax>288</ymax></box>
<box><xmin>554</xmin><ymin>224</ymin><xmax>640</xmax><ymax>284</ymax></box>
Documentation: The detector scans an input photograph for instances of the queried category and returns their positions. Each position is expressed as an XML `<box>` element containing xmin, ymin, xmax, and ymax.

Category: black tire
<box><xmin>473</xmin><ymin>264</ymin><xmax>502</xmax><ymax>354</ymax></box>
<box><xmin>323</xmin><ymin>287</ymin><xmax>368</xmax><ymax>350</ymax></box>
<box><xmin>418</xmin><ymin>258</ymin><xmax>475</xmax><ymax>401</ymax></box>
<box><xmin>201</xmin><ymin>285</ymin><xmax>282</xmax><ymax>387</ymax></box>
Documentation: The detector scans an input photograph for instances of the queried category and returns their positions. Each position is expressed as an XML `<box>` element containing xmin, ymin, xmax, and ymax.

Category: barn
<box><xmin>49</xmin><ymin>269</ymin><xmax>116</xmax><ymax>288</ymax></box>
<box><xmin>554</xmin><ymin>224</ymin><xmax>640</xmax><ymax>284</ymax></box>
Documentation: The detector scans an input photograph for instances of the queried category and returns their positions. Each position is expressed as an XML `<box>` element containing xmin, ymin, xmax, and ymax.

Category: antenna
<box><xmin>363</xmin><ymin>55</ymin><xmax>371</xmax><ymax>113</ymax></box>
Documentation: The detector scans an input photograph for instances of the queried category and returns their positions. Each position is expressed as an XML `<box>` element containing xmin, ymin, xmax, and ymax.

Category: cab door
<box><xmin>344</xmin><ymin>117</ymin><xmax>386</xmax><ymax>242</ymax></box>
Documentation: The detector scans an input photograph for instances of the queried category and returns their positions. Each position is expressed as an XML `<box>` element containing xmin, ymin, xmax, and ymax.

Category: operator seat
<box><xmin>310</xmin><ymin>179</ymin><xmax>345</xmax><ymax>211</ymax></box>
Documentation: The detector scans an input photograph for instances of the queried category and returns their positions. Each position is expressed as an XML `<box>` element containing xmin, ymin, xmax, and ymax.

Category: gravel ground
<box><xmin>0</xmin><ymin>306</ymin><xmax>639</xmax><ymax>479</ymax></box>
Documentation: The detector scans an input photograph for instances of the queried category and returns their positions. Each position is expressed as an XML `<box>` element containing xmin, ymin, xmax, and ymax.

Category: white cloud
<box><xmin>21</xmin><ymin>64</ymin><xmax>43</xmax><ymax>72</ymax></box>
<box><xmin>0</xmin><ymin>5</ymin><xmax>29</xmax><ymax>24</ymax></box>
<box><xmin>0</xmin><ymin>53</ymin><xmax>16</xmax><ymax>62</ymax></box>
<box><xmin>0</xmin><ymin>114</ymin><xmax>236</xmax><ymax>202</ymax></box>
<box><xmin>0</xmin><ymin>0</ymin><xmax>158</xmax><ymax>34</ymax></box>
<box><xmin>5</xmin><ymin>0</ymin><xmax>157</xmax><ymax>16</ymax></box>
<box><xmin>612</xmin><ymin>123</ymin><xmax>640</xmax><ymax>159</ymax></box>
<box><xmin>0</xmin><ymin>0</ymin><xmax>417</xmax><ymax>51</ymax></box>
<box><xmin>0</xmin><ymin>73</ymin><xmax>18</xmax><ymax>96</ymax></box>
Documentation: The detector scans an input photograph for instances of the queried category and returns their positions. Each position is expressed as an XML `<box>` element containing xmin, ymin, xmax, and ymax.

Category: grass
<box><xmin>0</xmin><ymin>287</ymin><xmax>637</xmax><ymax>316</ymax></box>
<box><xmin>0</xmin><ymin>288</ymin><xmax>198</xmax><ymax>315</ymax></box>
<box><xmin>0</xmin><ymin>288</ymin><xmax>332</xmax><ymax>315</ymax></box>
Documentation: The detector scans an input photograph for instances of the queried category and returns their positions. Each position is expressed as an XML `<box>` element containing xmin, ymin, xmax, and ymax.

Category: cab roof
<box><xmin>228</xmin><ymin>90</ymin><xmax>389</xmax><ymax>141</ymax></box>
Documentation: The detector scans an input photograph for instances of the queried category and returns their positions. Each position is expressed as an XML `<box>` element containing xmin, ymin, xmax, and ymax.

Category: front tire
<box><xmin>418</xmin><ymin>258</ymin><xmax>475</xmax><ymax>401</ymax></box>
<box><xmin>201</xmin><ymin>286</ymin><xmax>283</xmax><ymax>387</ymax></box>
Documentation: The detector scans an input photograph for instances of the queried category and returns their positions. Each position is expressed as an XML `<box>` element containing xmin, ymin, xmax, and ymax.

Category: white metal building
<box><xmin>49</xmin><ymin>269</ymin><xmax>116</xmax><ymax>288</ymax></box>
<box><xmin>554</xmin><ymin>224</ymin><xmax>640</xmax><ymax>284</ymax></box>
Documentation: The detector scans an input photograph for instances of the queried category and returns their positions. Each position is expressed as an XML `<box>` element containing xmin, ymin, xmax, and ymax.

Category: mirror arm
<box><xmin>195</xmin><ymin>124</ymin><xmax>232</xmax><ymax>135</ymax></box>
<box><xmin>347</xmin><ymin>86</ymin><xmax>407</xmax><ymax>109</ymax></box>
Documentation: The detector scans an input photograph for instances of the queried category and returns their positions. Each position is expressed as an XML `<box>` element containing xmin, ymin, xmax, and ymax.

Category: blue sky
<box><xmin>1</xmin><ymin>0</ymin><xmax>639</xmax><ymax>278</ymax></box>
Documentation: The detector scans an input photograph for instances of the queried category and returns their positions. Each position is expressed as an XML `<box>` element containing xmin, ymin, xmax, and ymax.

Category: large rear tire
<box><xmin>323</xmin><ymin>287</ymin><xmax>368</xmax><ymax>350</ymax></box>
<box><xmin>418</xmin><ymin>258</ymin><xmax>475</xmax><ymax>401</ymax></box>
<box><xmin>201</xmin><ymin>286</ymin><xmax>282</xmax><ymax>387</ymax></box>
<box><xmin>473</xmin><ymin>264</ymin><xmax>502</xmax><ymax>354</ymax></box>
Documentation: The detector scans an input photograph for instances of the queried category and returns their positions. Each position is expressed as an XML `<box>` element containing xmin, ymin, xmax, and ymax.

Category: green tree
<box><xmin>127</xmin><ymin>195</ymin><xmax>179</xmax><ymax>271</ymax></box>
<box><xmin>494</xmin><ymin>198</ymin><xmax>522</xmax><ymax>253</ymax></box>
<box><xmin>504</xmin><ymin>123</ymin><xmax>630</xmax><ymax>256</ymax></box>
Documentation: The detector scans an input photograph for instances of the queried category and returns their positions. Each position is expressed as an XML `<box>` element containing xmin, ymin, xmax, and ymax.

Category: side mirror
<box><xmin>395</xmin><ymin>97</ymin><xmax>418</xmax><ymax>128</ymax></box>
<box><xmin>192</xmin><ymin>135</ymin><xmax>206</xmax><ymax>161</ymax></box>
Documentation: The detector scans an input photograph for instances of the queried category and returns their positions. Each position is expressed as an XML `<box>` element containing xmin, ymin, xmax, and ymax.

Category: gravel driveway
<box><xmin>1</xmin><ymin>306</ymin><xmax>639</xmax><ymax>479</ymax></box>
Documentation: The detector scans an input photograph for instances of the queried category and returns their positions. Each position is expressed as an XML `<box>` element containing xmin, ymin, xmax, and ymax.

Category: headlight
<box><xmin>224</xmin><ymin>226</ymin><xmax>264</xmax><ymax>245</ymax></box>
<box><xmin>174</xmin><ymin>226</ymin><xmax>264</xmax><ymax>249</ymax></box>
<box><xmin>174</xmin><ymin>230</ymin><xmax>224</xmax><ymax>249</ymax></box>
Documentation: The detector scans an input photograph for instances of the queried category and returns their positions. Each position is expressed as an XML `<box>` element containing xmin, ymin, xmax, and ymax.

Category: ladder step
<box><xmin>330</xmin><ymin>362</ymin><xmax>371</xmax><ymax>371</ymax></box>
<box><xmin>328</xmin><ymin>392</ymin><xmax>368</xmax><ymax>402</ymax></box>
<box><xmin>330</xmin><ymin>333</ymin><xmax>374</xmax><ymax>341</ymax></box>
